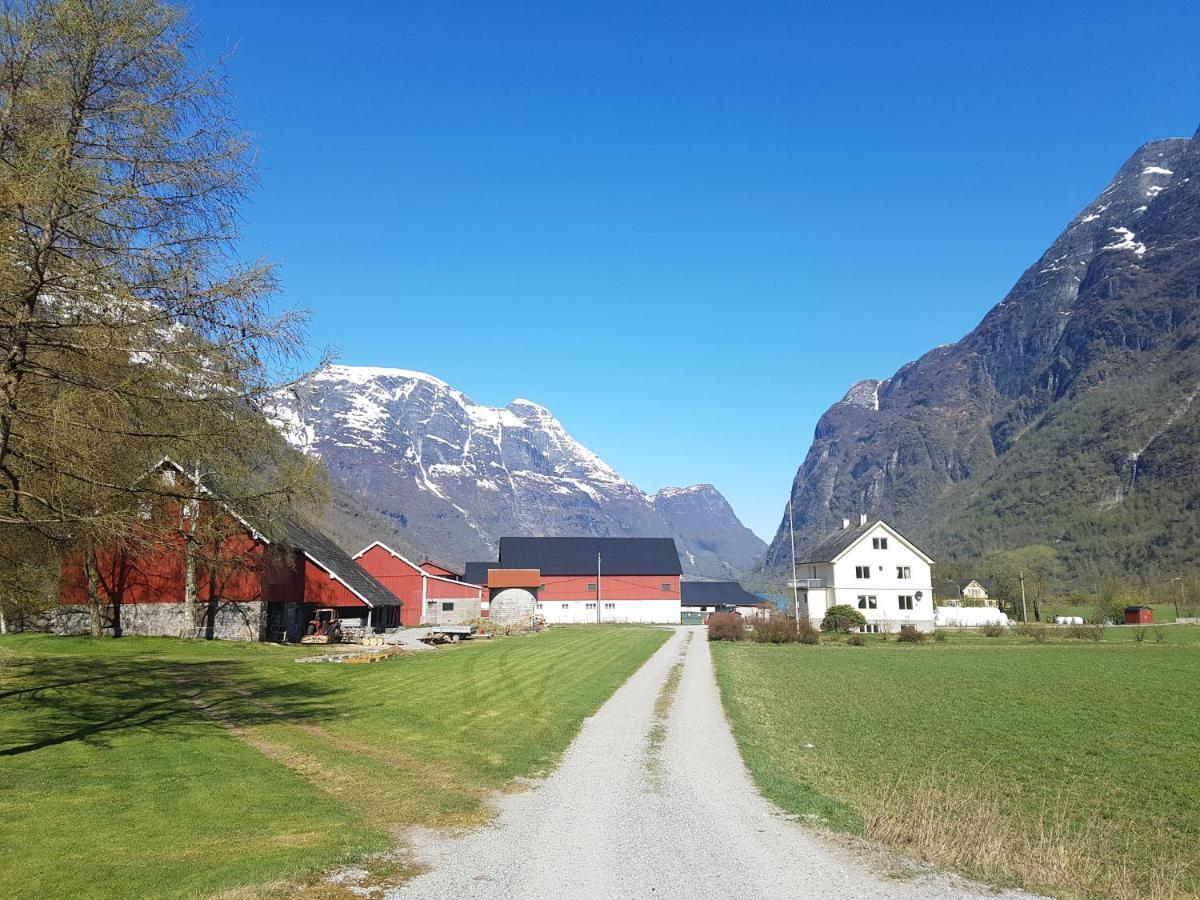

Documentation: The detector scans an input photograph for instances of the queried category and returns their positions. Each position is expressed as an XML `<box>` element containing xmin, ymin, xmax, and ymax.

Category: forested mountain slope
<box><xmin>764</xmin><ymin>127</ymin><xmax>1200</xmax><ymax>584</ymax></box>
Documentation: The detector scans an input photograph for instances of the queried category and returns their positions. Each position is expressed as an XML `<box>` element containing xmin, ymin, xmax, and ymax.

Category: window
<box><xmin>873</xmin><ymin>537</ymin><xmax>888</xmax><ymax>550</ymax></box>
<box><xmin>536</xmin><ymin>603</ymin><xmax>543</xmax><ymax>609</ymax></box>
<box><xmin>605</xmin><ymin>602</ymin><xmax>616</xmax><ymax>609</ymax></box>
<box><xmin>855</xmin><ymin>566</ymin><xmax>871</xmax><ymax>579</ymax></box>
<box><xmin>586</xmin><ymin>602</ymin><xmax>597</xmax><ymax>609</ymax></box>
<box><xmin>661</xmin><ymin>583</ymin><xmax>672</xmax><ymax>592</ymax></box>
<box><xmin>587</xmin><ymin>582</ymin><xmax>597</xmax><ymax>591</ymax></box>
<box><xmin>899</xmin><ymin>595</ymin><xmax>914</xmax><ymax>611</ymax></box>
<box><xmin>561</xmin><ymin>603</ymin><xmax>569</xmax><ymax>609</ymax></box>
<box><xmin>897</xmin><ymin>566</ymin><xmax>911</xmax><ymax>579</ymax></box>
<box><xmin>441</xmin><ymin>602</ymin><xmax>455</xmax><ymax>612</ymax></box>
<box><xmin>860</xmin><ymin>623</ymin><xmax>881</xmax><ymax>634</ymax></box>
<box><xmin>857</xmin><ymin>595</ymin><xmax>877</xmax><ymax>610</ymax></box>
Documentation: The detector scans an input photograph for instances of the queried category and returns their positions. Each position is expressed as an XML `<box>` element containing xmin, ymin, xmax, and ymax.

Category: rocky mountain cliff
<box><xmin>764</xmin><ymin>127</ymin><xmax>1200</xmax><ymax>583</ymax></box>
<box><xmin>273</xmin><ymin>366</ymin><xmax>764</xmax><ymax>577</ymax></box>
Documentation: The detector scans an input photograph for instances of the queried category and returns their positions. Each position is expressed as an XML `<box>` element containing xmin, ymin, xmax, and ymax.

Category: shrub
<box><xmin>932</xmin><ymin>629</ymin><xmax>949</xmax><ymax>642</ymax></box>
<box><xmin>821</xmin><ymin>605</ymin><xmax>866</xmax><ymax>633</ymax></box>
<box><xmin>1013</xmin><ymin>622</ymin><xmax>1049</xmax><ymax>642</ymax></box>
<box><xmin>979</xmin><ymin>622</ymin><xmax>1006</xmax><ymax>637</ymax></box>
<box><xmin>1067</xmin><ymin>623</ymin><xmax>1104</xmax><ymax>642</ymax></box>
<box><xmin>749</xmin><ymin>615</ymin><xmax>820</xmax><ymax>645</ymax></box>
<box><xmin>896</xmin><ymin>626</ymin><xmax>928</xmax><ymax>643</ymax></box>
<box><xmin>1134</xmin><ymin>626</ymin><xmax>1146</xmax><ymax>643</ymax></box>
<box><xmin>1154</xmin><ymin>626</ymin><xmax>1166</xmax><ymax>643</ymax></box>
<box><xmin>846</xmin><ymin>632</ymin><xmax>865</xmax><ymax>646</ymax></box>
<box><xmin>707</xmin><ymin>612</ymin><xmax>744</xmax><ymax>641</ymax></box>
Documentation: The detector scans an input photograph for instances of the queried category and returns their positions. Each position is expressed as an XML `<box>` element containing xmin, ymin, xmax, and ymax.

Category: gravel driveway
<box><xmin>387</xmin><ymin>626</ymin><xmax>1036</xmax><ymax>899</ymax></box>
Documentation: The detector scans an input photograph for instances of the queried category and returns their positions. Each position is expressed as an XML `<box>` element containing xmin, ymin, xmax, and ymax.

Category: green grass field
<box><xmin>0</xmin><ymin>627</ymin><xmax>668</xmax><ymax>899</ymax></box>
<box><xmin>713</xmin><ymin>627</ymin><xmax>1200</xmax><ymax>899</ymax></box>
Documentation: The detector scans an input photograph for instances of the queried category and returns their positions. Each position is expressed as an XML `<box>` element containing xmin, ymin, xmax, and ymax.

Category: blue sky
<box><xmin>198</xmin><ymin>1</ymin><xmax>1199</xmax><ymax>541</ymax></box>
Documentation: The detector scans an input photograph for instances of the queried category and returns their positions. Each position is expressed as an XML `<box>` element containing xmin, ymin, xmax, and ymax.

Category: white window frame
<box><xmin>855</xmin><ymin>566</ymin><xmax>870</xmax><ymax>579</ymax></box>
<box><xmin>857</xmin><ymin>595</ymin><xmax>877</xmax><ymax>610</ymax></box>
<box><xmin>898</xmin><ymin>595</ymin><xmax>914</xmax><ymax>611</ymax></box>
<box><xmin>873</xmin><ymin>537</ymin><xmax>888</xmax><ymax>550</ymax></box>
<box><xmin>897</xmin><ymin>566</ymin><xmax>911</xmax><ymax>579</ymax></box>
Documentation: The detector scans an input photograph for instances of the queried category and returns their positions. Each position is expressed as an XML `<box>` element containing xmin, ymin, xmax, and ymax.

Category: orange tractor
<box><xmin>300</xmin><ymin>608</ymin><xmax>344</xmax><ymax>644</ymax></box>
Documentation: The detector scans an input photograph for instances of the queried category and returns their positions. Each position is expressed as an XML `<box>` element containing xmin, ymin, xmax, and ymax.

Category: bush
<box><xmin>1013</xmin><ymin>622</ymin><xmax>1049</xmax><ymax>642</ymax></box>
<box><xmin>1134</xmin><ymin>626</ymin><xmax>1146</xmax><ymax>643</ymax></box>
<box><xmin>707</xmin><ymin>612</ymin><xmax>744</xmax><ymax>641</ymax></box>
<box><xmin>896</xmin><ymin>626</ymin><xmax>928</xmax><ymax>643</ymax></box>
<box><xmin>749</xmin><ymin>615</ymin><xmax>820</xmax><ymax>645</ymax></box>
<box><xmin>932</xmin><ymin>629</ymin><xmax>949</xmax><ymax>642</ymax></box>
<box><xmin>1067</xmin><ymin>623</ymin><xmax>1104</xmax><ymax>641</ymax></box>
<box><xmin>980</xmin><ymin>622</ymin><xmax>1006</xmax><ymax>637</ymax></box>
<box><xmin>846</xmin><ymin>632</ymin><xmax>865</xmax><ymax>646</ymax></box>
<box><xmin>1154</xmin><ymin>626</ymin><xmax>1166</xmax><ymax>643</ymax></box>
<box><xmin>821</xmin><ymin>605</ymin><xmax>866</xmax><ymax>633</ymax></box>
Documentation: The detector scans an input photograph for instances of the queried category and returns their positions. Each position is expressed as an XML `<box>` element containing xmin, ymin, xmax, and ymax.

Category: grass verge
<box><xmin>712</xmin><ymin>627</ymin><xmax>1200</xmax><ymax>898</ymax></box>
<box><xmin>0</xmin><ymin>626</ymin><xmax>668</xmax><ymax>898</ymax></box>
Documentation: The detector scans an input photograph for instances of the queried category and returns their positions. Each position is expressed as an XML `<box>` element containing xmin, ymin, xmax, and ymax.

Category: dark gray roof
<box><xmin>798</xmin><ymin>520</ymin><xmax>877</xmax><ymax>564</ymax></box>
<box><xmin>284</xmin><ymin>520</ymin><xmax>399</xmax><ymax>608</ymax></box>
<box><xmin>681</xmin><ymin>581</ymin><xmax>767</xmax><ymax>607</ymax></box>
<box><xmin>498</xmin><ymin>537</ymin><xmax>682</xmax><ymax>576</ymax></box>
<box><xmin>462</xmin><ymin>561</ymin><xmax>499</xmax><ymax>586</ymax></box>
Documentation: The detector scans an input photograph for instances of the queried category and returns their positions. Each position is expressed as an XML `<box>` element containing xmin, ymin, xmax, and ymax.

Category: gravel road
<box><xmin>387</xmin><ymin>626</ymin><xmax>1035</xmax><ymax>900</ymax></box>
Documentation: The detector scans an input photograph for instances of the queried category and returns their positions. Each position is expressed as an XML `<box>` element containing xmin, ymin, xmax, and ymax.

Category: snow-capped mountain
<box><xmin>273</xmin><ymin>366</ymin><xmax>764</xmax><ymax>577</ymax></box>
<box><xmin>762</xmin><ymin>126</ymin><xmax>1200</xmax><ymax>582</ymax></box>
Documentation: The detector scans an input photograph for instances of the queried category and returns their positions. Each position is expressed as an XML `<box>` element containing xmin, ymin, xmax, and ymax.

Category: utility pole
<box><xmin>788</xmin><ymin>498</ymin><xmax>800</xmax><ymax>631</ymax></box>
<box><xmin>596</xmin><ymin>552</ymin><xmax>602</xmax><ymax>625</ymax></box>
<box><xmin>1019</xmin><ymin>570</ymin><xmax>1028</xmax><ymax>623</ymax></box>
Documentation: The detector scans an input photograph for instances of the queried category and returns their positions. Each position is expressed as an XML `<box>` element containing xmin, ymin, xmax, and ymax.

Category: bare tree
<box><xmin>0</xmin><ymin>0</ymin><xmax>328</xmax><ymax>597</ymax></box>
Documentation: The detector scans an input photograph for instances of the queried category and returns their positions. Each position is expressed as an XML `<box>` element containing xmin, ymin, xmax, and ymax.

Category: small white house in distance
<box><xmin>794</xmin><ymin>516</ymin><xmax>935</xmax><ymax>632</ymax></box>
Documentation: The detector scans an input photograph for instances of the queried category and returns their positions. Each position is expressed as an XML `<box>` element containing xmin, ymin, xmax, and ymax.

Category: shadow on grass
<box><xmin>0</xmin><ymin>655</ymin><xmax>339</xmax><ymax>757</ymax></box>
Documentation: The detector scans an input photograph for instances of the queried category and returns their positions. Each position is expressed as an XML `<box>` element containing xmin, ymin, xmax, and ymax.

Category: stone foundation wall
<box><xmin>56</xmin><ymin>601</ymin><xmax>267</xmax><ymax>641</ymax></box>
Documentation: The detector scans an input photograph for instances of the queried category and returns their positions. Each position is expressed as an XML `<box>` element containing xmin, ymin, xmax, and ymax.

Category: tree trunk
<box><xmin>0</xmin><ymin>603</ymin><xmax>7</xmax><ymax>635</ymax></box>
<box><xmin>178</xmin><ymin>494</ymin><xmax>198</xmax><ymax>643</ymax></box>
<box><xmin>85</xmin><ymin>550</ymin><xmax>102</xmax><ymax>637</ymax></box>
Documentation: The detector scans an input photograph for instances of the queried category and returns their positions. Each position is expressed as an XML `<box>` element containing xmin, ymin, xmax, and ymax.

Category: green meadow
<box><xmin>713</xmin><ymin>626</ymin><xmax>1200</xmax><ymax>900</ymax></box>
<box><xmin>0</xmin><ymin>627</ymin><xmax>668</xmax><ymax>899</ymax></box>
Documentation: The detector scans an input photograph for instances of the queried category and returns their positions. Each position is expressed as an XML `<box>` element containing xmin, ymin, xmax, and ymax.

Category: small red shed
<box><xmin>1124</xmin><ymin>606</ymin><xmax>1154</xmax><ymax>625</ymax></box>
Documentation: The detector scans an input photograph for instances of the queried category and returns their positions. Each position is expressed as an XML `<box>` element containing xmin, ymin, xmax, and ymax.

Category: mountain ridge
<box><xmin>273</xmin><ymin>365</ymin><xmax>765</xmax><ymax>577</ymax></box>
<box><xmin>763</xmin><ymin>127</ymin><xmax>1200</xmax><ymax>584</ymax></box>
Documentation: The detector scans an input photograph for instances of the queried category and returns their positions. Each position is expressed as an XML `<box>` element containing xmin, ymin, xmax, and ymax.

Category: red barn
<box><xmin>355</xmin><ymin>542</ymin><xmax>484</xmax><ymax>626</ymax></box>
<box><xmin>57</xmin><ymin>460</ymin><xmax>399</xmax><ymax>641</ymax></box>
<box><xmin>463</xmin><ymin>537</ymin><xmax>682</xmax><ymax>625</ymax></box>
<box><xmin>418</xmin><ymin>560</ymin><xmax>461</xmax><ymax>580</ymax></box>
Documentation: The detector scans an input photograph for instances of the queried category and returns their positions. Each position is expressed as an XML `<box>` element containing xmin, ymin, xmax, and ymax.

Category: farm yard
<box><xmin>713</xmin><ymin>626</ymin><xmax>1200</xmax><ymax>899</ymax></box>
<box><xmin>0</xmin><ymin>627</ymin><xmax>668</xmax><ymax>899</ymax></box>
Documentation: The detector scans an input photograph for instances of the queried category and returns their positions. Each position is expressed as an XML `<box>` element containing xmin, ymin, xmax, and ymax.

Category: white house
<box><xmin>794</xmin><ymin>516</ymin><xmax>935</xmax><ymax>633</ymax></box>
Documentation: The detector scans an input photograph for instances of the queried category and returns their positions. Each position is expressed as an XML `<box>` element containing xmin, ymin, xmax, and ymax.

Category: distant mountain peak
<box><xmin>273</xmin><ymin>365</ymin><xmax>765</xmax><ymax>577</ymax></box>
<box><xmin>763</xmin><ymin>127</ymin><xmax>1200</xmax><ymax>583</ymax></box>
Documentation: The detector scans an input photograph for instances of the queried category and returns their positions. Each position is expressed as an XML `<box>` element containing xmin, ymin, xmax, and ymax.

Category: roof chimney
<box><xmin>841</xmin><ymin>518</ymin><xmax>850</xmax><ymax>530</ymax></box>
<box><xmin>859</xmin><ymin>513</ymin><xmax>868</xmax><ymax>526</ymax></box>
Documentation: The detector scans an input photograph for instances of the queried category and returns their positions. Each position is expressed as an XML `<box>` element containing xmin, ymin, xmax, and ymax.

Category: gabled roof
<box><xmin>798</xmin><ymin>519</ymin><xmax>934</xmax><ymax>565</ymax></box>
<box><xmin>498</xmin><ymin>537</ymin><xmax>682</xmax><ymax>576</ymax></box>
<box><xmin>680</xmin><ymin>581</ymin><xmax>767</xmax><ymax>607</ymax></box>
<box><xmin>285</xmin><ymin>522</ymin><xmax>399</xmax><ymax>608</ymax></box>
<box><xmin>463</xmin><ymin>561</ymin><xmax>500</xmax><ymax>586</ymax></box>
<box><xmin>146</xmin><ymin>458</ymin><xmax>398</xmax><ymax>608</ymax></box>
<box><xmin>355</xmin><ymin>541</ymin><xmax>484</xmax><ymax>589</ymax></box>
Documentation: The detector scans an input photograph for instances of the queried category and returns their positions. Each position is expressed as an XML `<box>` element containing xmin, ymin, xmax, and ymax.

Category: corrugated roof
<box><xmin>284</xmin><ymin>520</ymin><xmax>399</xmax><ymax>608</ymax></box>
<box><xmin>680</xmin><ymin>581</ymin><xmax>766</xmax><ymax>607</ymax></box>
<box><xmin>498</xmin><ymin>537</ymin><xmax>682</xmax><ymax>576</ymax></box>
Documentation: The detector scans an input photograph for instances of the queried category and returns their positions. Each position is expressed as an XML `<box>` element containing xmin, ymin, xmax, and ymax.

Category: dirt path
<box><xmin>387</xmin><ymin>627</ymin><xmax>1035</xmax><ymax>899</ymax></box>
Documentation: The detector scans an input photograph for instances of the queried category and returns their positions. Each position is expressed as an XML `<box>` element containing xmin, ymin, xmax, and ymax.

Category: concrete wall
<box><xmin>424</xmin><ymin>596</ymin><xmax>481</xmax><ymax>625</ymax></box>
<box><xmin>56</xmin><ymin>600</ymin><xmax>267</xmax><ymax>641</ymax></box>
<box><xmin>537</xmin><ymin>599</ymin><xmax>680</xmax><ymax>624</ymax></box>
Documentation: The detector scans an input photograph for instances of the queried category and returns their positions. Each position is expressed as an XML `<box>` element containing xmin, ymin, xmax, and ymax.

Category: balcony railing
<box><xmin>788</xmin><ymin>578</ymin><xmax>825</xmax><ymax>589</ymax></box>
